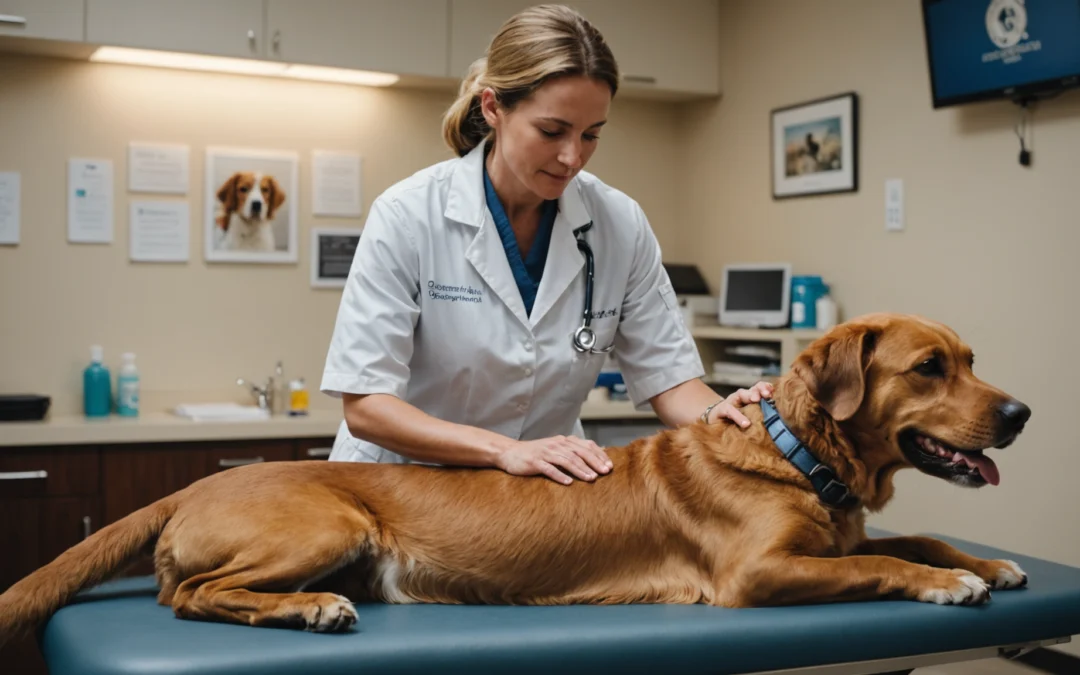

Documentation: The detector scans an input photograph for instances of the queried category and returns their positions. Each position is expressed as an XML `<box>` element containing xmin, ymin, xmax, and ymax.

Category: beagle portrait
<box><xmin>215</xmin><ymin>171</ymin><xmax>285</xmax><ymax>252</ymax></box>
<box><xmin>0</xmin><ymin>313</ymin><xmax>1033</xmax><ymax>640</ymax></box>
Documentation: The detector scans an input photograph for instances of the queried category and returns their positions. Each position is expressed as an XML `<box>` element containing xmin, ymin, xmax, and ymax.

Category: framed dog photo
<box><xmin>311</xmin><ymin>226</ymin><xmax>362</xmax><ymax>288</ymax></box>
<box><xmin>205</xmin><ymin>147</ymin><xmax>299</xmax><ymax>263</ymax></box>
<box><xmin>771</xmin><ymin>92</ymin><xmax>858</xmax><ymax>199</ymax></box>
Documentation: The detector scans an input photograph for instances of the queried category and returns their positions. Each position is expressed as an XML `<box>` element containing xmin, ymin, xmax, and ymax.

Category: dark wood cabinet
<box><xmin>0</xmin><ymin>447</ymin><xmax>101</xmax><ymax>675</ymax></box>
<box><xmin>0</xmin><ymin>435</ymin><xmax>334</xmax><ymax>675</ymax></box>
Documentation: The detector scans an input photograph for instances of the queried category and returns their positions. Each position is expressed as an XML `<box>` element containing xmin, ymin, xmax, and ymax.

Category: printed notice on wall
<box><xmin>68</xmin><ymin>158</ymin><xmax>114</xmax><ymax>243</ymax></box>
<box><xmin>312</xmin><ymin>150</ymin><xmax>362</xmax><ymax>217</ymax></box>
<box><xmin>0</xmin><ymin>172</ymin><xmax>19</xmax><ymax>245</ymax></box>
<box><xmin>129</xmin><ymin>142</ymin><xmax>190</xmax><ymax>194</ymax></box>
<box><xmin>130</xmin><ymin>200</ymin><xmax>189</xmax><ymax>262</ymax></box>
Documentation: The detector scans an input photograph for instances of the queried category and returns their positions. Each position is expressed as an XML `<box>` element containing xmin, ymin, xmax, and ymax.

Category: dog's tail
<box><xmin>0</xmin><ymin>493</ymin><xmax>179</xmax><ymax>647</ymax></box>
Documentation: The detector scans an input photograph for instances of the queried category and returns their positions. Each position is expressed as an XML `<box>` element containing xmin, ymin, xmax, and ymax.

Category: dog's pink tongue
<box><xmin>953</xmin><ymin>451</ymin><xmax>1000</xmax><ymax>486</ymax></box>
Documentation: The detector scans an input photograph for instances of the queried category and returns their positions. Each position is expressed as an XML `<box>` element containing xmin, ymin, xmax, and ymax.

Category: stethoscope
<box><xmin>571</xmin><ymin>222</ymin><xmax>614</xmax><ymax>354</ymax></box>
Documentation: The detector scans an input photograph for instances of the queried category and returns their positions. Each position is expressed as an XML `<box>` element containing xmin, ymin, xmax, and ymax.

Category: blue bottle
<box><xmin>83</xmin><ymin>345</ymin><xmax>112</xmax><ymax>418</ymax></box>
<box><xmin>791</xmin><ymin>276</ymin><xmax>827</xmax><ymax>329</ymax></box>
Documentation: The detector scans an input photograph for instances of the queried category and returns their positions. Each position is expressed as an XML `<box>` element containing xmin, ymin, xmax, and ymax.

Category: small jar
<box><xmin>288</xmin><ymin>378</ymin><xmax>309</xmax><ymax>416</ymax></box>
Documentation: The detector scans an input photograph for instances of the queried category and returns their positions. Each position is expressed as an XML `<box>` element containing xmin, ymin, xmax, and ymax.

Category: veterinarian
<box><xmin>321</xmin><ymin>4</ymin><xmax>772</xmax><ymax>485</ymax></box>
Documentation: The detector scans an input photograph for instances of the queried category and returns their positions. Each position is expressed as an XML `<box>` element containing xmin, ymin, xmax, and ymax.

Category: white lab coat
<box><xmin>320</xmin><ymin>142</ymin><xmax>704</xmax><ymax>463</ymax></box>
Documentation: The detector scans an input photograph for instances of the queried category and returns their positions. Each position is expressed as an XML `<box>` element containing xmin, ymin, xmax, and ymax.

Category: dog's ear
<box><xmin>266</xmin><ymin>176</ymin><xmax>286</xmax><ymax>219</ymax></box>
<box><xmin>217</xmin><ymin>174</ymin><xmax>239</xmax><ymax>212</ymax></box>
<box><xmin>792</xmin><ymin>323</ymin><xmax>879</xmax><ymax>421</ymax></box>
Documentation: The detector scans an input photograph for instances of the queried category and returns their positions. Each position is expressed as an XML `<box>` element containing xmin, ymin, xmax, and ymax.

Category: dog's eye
<box><xmin>239</xmin><ymin>186</ymin><xmax>249</xmax><ymax>193</ymax></box>
<box><xmin>914</xmin><ymin>357</ymin><xmax>944</xmax><ymax>377</ymax></box>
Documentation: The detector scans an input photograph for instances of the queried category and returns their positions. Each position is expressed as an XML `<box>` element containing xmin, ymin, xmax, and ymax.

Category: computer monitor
<box><xmin>719</xmin><ymin>263</ymin><xmax>792</xmax><ymax>328</ymax></box>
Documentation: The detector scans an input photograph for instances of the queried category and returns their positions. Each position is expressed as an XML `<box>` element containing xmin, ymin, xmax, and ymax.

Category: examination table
<box><xmin>41</xmin><ymin>531</ymin><xmax>1080</xmax><ymax>675</ymax></box>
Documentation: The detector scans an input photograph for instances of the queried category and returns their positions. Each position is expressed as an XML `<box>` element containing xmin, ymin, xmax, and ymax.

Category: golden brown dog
<box><xmin>0</xmin><ymin>313</ymin><xmax>1032</xmax><ymax>641</ymax></box>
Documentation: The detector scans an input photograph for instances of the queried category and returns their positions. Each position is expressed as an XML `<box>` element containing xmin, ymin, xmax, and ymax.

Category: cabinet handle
<box><xmin>0</xmin><ymin>470</ymin><xmax>47</xmax><ymax>481</ymax></box>
<box><xmin>82</xmin><ymin>516</ymin><xmax>92</xmax><ymax>540</ymax></box>
<box><xmin>0</xmin><ymin>15</ymin><xmax>27</xmax><ymax>27</ymax></box>
<box><xmin>272</xmin><ymin>30</ymin><xmax>280</xmax><ymax>54</ymax></box>
<box><xmin>623</xmin><ymin>75</ymin><xmax>657</xmax><ymax>85</ymax></box>
<box><xmin>218</xmin><ymin>457</ymin><xmax>264</xmax><ymax>468</ymax></box>
<box><xmin>248</xmin><ymin>29</ymin><xmax>256</xmax><ymax>50</ymax></box>
<box><xmin>305</xmin><ymin>447</ymin><xmax>332</xmax><ymax>459</ymax></box>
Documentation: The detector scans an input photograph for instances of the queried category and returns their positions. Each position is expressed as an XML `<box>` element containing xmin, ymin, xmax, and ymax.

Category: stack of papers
<box><xmin>173</xmin><ymin>403</ymin><xmax>270</xmax><ymax>422</ymax></box>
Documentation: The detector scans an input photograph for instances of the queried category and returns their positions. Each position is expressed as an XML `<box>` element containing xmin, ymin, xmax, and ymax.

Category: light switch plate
<box><xmin>885</xmin><ymin>179</ymin><xmax>904</xmax><ymax>231</ymax></box>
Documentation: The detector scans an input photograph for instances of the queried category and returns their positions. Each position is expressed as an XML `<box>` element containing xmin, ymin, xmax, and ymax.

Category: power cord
<box><xmin>1015</xmin><ymin>99</ymin><xmax>1032</xmax><ymax>168</ymax></box>
<box><xmin>1015</xmin><ymin>101</ymin><xmax>1032</xmax><ymax>167</ymax></box>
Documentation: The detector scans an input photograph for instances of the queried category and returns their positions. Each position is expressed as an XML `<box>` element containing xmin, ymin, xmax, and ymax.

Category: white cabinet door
<box><xmin>449</xmin><ymin>0</ymin><xmax>720</xmax><ymax>97</ymax></box>
<box><xmin>448</xmin><ymin>0</ymin><xmax>533</xmax><ymax>81</ymax></box>
<box><xmin>568</xmin><ymin>0</ymin><xmax>720</xmax><ymax>97</ymax></box>
<box><xmin>0</xmin><ymin>0</ymin><xmax>83</xmax><ymax>41</ymax></box>
<box><xmin>86</xmin><ymin>0</ymin><xmax>266</xmax><ymax>59</ymax></box>
<box><xmin>266</xmin><ymin>0</ymin><xmax>450</xmax><ymax>78</ymax></box>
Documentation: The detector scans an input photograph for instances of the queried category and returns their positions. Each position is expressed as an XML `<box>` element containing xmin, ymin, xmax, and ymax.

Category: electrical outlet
<box><xmin>885</xmin><ymin>179</ymin><xmax>904</xmax><ymax>231</ymax></box>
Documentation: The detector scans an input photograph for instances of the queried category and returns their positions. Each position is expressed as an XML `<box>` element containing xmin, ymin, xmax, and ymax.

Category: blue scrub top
<box><xmin>483</xmin><ymin>164</ymin><xmax>557</xmax><ymax>317</ymax></box>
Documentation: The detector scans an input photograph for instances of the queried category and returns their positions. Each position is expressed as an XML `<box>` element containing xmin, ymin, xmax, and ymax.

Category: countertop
<box><xmin>0</xmin><ymin>401</ymin><xmax>656</xmax><ymax>448</ymax></box>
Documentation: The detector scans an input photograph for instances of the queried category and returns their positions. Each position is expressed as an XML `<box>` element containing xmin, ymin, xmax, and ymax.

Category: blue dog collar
<box><xmin>760</xmin><ymin>399</ymin><xmax>858</xmax><ymax>509</ymax></box>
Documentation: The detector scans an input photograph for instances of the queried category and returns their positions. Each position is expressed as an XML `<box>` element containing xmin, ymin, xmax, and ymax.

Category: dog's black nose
<box><xmin>250</xmin><ymin>201</ymin><xmax>262</xmax><ymax>214</ymax></box>
<box><xmin>997</xmin><ymin>399</ymin><xmax>1031</xmax><ymax>430</ymax></box>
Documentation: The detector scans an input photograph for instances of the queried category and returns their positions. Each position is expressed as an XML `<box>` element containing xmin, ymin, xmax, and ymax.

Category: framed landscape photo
<box><xmin>771</xmin><ymin>92</ymin><xmax>858</xmax><ymax>199</ymax></box>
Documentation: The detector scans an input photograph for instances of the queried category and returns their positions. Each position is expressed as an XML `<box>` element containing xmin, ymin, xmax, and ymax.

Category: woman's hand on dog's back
<box><xmin>495</xmin><ymin>436</ymin><xmax>614</xmax><ymax>485</ymax></box>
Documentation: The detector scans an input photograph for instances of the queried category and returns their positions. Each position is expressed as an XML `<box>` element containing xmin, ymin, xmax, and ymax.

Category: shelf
<box><xmin>690</xmin><ymin>325</ymin><xmax>826</xmax><ymax>341</ymax></box>
<box><xmin>579</xmin><ymin>400</ymin><xmax>657</xmax><ymax>421</ymax></box>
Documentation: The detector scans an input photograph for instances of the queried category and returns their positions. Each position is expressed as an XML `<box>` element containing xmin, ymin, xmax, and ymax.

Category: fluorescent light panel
<box><xmin>89</xmin><ymin>46</ymin><xmax>399</xmax><ymax>86</ymax></box>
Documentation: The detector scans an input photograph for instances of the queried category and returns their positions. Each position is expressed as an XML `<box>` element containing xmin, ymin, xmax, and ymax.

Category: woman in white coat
<box><xmin>321</xmin><ymin>4</ymin><xmax>772</xmax><ymax>485</ymax></box>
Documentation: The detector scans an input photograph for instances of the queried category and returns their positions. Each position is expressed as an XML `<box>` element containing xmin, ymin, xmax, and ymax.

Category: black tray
<box><xmin>0</xmin><ymin>394</ymin><xmax>52</xmax><ymax>421</ymax></box>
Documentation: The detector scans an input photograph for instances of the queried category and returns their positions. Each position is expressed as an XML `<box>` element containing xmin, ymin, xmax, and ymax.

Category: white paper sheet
<box><xmin>130</xmin><ymin>200</ymin><xmax>189</xmax><ymax>262</ymax></box>
<box><xmin>68</xmin><ymin>158</ymin><xmax>114</xmax><ymax>243</ymax></box>
<box><xmin>128</xmin><ymin>143</ymin><xmax>189</xmax><ymax>194</ymax></box>
<box><xmin>0</xmin><ymin>172</ymin><xmax>20</xmax><ymax>245</ymax></box>
<box><xmin>312</xmin><ymin>150</ymin><xmax>362</xmax><ymax>217</ymax></box>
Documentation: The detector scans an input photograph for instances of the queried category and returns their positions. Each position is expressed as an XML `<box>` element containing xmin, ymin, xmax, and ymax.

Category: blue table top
<box><xmin>41</xmin><ymin>531</ymin><xmax>1080</xmax><ymax>675</ymax></box>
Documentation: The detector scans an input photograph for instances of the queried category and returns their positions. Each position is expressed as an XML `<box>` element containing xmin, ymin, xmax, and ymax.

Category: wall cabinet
<box><xmin>266</xmin><ymin>0</ymin><xmax>449</xmax><ymax>78</ymax></box>
<box><xmin>86</xmin><ymin>0</ymin><xmax>265</xmax><ymax>59</ymax></box>
<box><xmin>449</xmin><ymin>0</ymin><xmax>720</xmax><ymax>98</ymax></box>
<box><xmin>0</xmin><ymin>0</ymin><xmax>84</xmax><ymax>42</ymax></box>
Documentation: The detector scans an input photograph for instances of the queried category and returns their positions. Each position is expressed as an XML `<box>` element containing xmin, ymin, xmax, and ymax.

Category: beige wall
<box><xmin>2</xmin><ymin>0</ymin><xmax>1078</xmax><ymax>601</ymax></box>
<box><xmin>676</xmin><ymin>0</ymin><xmax>1080</xmax><ymax>584</ymax></box>
<box><xmin>0</xmin><ymin>53</ymin><xmax>680</xmax><ymax>416</ymax></box>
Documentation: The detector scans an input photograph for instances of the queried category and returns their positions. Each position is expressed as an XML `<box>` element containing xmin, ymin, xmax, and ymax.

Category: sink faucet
<box><xmin>237</xmin><ymin>360</ymin><xmax>285</xmax><ymax>413</ymax></box>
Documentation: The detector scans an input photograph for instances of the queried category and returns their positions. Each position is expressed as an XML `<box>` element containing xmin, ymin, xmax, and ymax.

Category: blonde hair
<box><xmin>441</xmin><ymin>4</ymin><xmax>619</xmax><ymax>157</ymax></box>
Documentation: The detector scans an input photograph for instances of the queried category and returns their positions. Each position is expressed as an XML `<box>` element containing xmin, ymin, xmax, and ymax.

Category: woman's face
<box><xmin>482</xmin><ymin>75</ymin><xmax>611</xmax><ymax>202</ymax></box>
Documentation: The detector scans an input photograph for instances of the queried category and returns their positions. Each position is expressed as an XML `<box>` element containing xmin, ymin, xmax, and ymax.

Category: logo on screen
<box><xmin>982</xmin><ymin>0</ymin><xmax>1041</xmax><ymax>64</ymax></box>
<box><xmin>985</xmin><ymin>0</ymin><xmax>1028</xmax><ymax>48</ymax></box>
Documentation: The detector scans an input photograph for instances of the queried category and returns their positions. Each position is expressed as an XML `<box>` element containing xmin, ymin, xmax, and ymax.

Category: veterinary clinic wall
<box><xmin>0</xmin><ymin>53</ymin><xmax>681</xmax><ymax>418</ymax></box>
<box><xmin>675</xmin><ymin>0</ymin><xmax>1080</xmax><ymax>586</ymax></box>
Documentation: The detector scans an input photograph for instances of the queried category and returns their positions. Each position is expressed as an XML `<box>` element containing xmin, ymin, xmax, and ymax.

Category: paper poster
<box><xmin>312</xmin><ymin>150</ymin><xmax>362</xmax><ymax>217</ymax></box>
<box><xmin>128</xmin><ymin>142</ymin><xmax>189</xmax><ymax>194</ymax></box>
<box><xmin>68</xmin><ymin>158</ymin><xmax>114</xmax><ymax>243</ymax></box>
<box><xmin>130</xmin><ymin>200</ymin><xmax>189</xmax><ymax>262</ymax></box>
<box><xmin>0</xmin><ymin>172</ymin><xmax>20</xmax><ymax>245</ymax></box>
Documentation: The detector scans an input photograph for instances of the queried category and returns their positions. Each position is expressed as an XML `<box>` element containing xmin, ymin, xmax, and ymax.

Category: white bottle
<box><xmin>816</xmin><ymin>295</ymin><xmax>838</xmax><ymax>331</ymax></box>
<box><xmin>116</xmin><ymin>352</ymin><xmax>140</xmax><ymax>417</ymax></box>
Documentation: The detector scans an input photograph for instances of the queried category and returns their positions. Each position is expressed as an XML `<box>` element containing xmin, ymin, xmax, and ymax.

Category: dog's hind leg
<box><xmin>170</xmin><ymin>516</ymin><xmax>378</xmax><ymax>631</ymax></box>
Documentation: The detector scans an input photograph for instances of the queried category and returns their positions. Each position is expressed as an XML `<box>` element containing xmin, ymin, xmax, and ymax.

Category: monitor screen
<box><xmin>725</xmin><ymin>270</ymin><xmax>786</xmax><ymax>311</ymax></box>
<box><xmin>923</xmin><ymin>0</ymin><xmax>1080</xmax><ymax>107</ymax></box>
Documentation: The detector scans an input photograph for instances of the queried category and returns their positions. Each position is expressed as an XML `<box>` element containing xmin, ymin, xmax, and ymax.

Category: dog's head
<box><xmin>792</xmin><ymin>313</ymin><xmax>1030</xmax><ymax>488</ymax></box>
<box><xmin>216</xmin><ymin>172</ymin><xmax>286</xmax><ymax>228</ymax></box>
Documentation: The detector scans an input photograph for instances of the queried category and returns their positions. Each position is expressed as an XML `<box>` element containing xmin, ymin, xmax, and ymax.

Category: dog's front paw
<box><xmin>918</xmin><ymin>569</ymin><xmax>991</xmax><ymax>606</ymax></box>
<box><xmin>977</xmin><ymin>559</ymin><xmax>1028</xmax><ymax>590</ymax></box>
<box><xmin>303</xmin><ymin>593</ymin><xmax>358</xmax><ymax>632</ymax></box>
